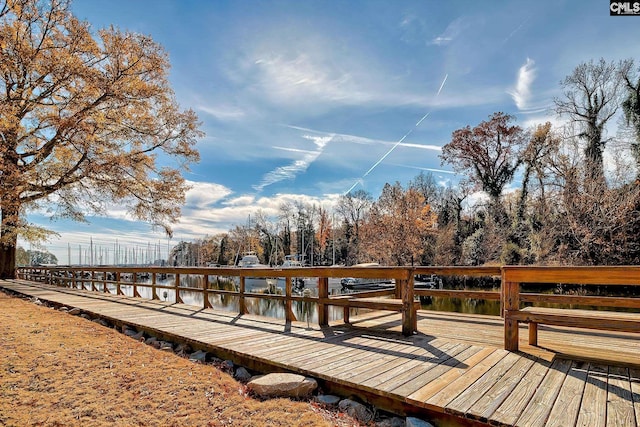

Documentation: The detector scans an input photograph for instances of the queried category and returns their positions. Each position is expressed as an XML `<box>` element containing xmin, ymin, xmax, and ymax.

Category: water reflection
<box><xmin>419</xmin><ymin>296</ymin><xmax>501</xmax><ymax>316</ymax></box>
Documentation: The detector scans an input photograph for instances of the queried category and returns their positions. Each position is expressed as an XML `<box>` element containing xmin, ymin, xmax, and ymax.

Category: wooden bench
<box><xmin>327</xmin><ymin>295</ymin><xmax>421</xmax><ymax>334</ymax></box>
<box><xmin>503</xmin><ymin>266</ymin><xmax>640</xmax><ymax>351</ymax></box>
<box><xmin>507</xmin><ymin>306</ymin><xmax>640</xmax><ymax>347</ymax></box>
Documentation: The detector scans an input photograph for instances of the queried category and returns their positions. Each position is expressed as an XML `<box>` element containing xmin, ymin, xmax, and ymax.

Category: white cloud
<box><xmin>197</xmin><ymin>104</ymin><xmax>245</xmax><ymax>121</ymax></box>
<box><xmin>429</xmin><ymin>17</ymin><xmax>469</xmax><ymax>46</ymax></box>
<box><xmin>253</xmin><ymin>134</ymin><xmax>334</xmax><ymax>191</ymax></box>
<box><xmin>184</xmin><ymin>181</ymin><xmax>233</xmax><ymax>209</ymax></box>
<box><xmin>509</xmin><ymin>58</ymin><xmax>536</xmax><ymax>110</ymax></box>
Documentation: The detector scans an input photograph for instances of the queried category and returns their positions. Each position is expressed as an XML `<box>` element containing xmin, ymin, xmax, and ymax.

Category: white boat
<box><xmin>276</xmin><ymin>255</ymin><xmax>306</xmax><ymax>293</ymax></box>
<box><xmin>237</xmin><ymin>251</ymin><xmax>279</xmax><ymax>293</ymax></box>
<box><xmin>340</xmin><ymin>262</ymin><xmax>394</xmax><ymax>291</ymax></box>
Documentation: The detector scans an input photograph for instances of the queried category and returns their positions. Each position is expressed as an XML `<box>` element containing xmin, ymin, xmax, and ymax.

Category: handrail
<box><xmin>502</xmin><ymin>265</ymin><xmax>640</xmax><ymax>350</ymax></box>
<box><xmin>17</xmin><ymin>264</ymin><xmax>640</xmax><ymax>347</ymax></box>
<box><xmin>15</xmin><ymin>264</ymin><xmax>418</xmax><ymax>335</ymax></box>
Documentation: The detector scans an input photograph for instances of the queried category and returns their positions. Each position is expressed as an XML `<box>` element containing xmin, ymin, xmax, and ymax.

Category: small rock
<box><xmin>221</xmin><ymin>360</ymin><xmax>234</xmax><ymax>373</ymax></box>
<box><xmin>123</xmin><ymin>327</ymin><xmax>136</xmax><ymax>336</ymax></box>
<box><xmin>92</xmin><ymin>318</ymin><xmax>109</xmax><ymax>327</ymax></box>
<box><xmin>234</xmin><ymin>367</ymin><xmax>252</xmax><ymax>382</ymax></box>
<box><xmin>80</xmin><ymin>314</ymin><xmax>91</xmax><ymax>320</ymax></box>
<box><xmin>159</xmin><ymin>341</ymin><xmax>173</xmax><ymax>351</ymax></box>
<box><xmin>59</xmin><ymin>306</ymin><xmax>69</xmax><ymax>312</ymax></box>
<box><xmin>145</xmin><ymin>337</ymin><xmax>158</xmax><ymax>346</ymax></box>
<box><xmin>338</xmin><ymin>399</ymin><xmax>374</xmax><ymax>424</ymax></box>
<box><xmin>175</xmin><ymin>343</ymin><xmax>192</xmax><ymax>354</ymax></box>
<box><xmin>376</xmin><ymin>416</ymin><xmax>405</xmax><ymax>427</ymax></box>
<box><xmin>33</xmin><ymin>298</ymin><xmax>42</xmax><ymax>305</ymax></box>
<box><xmin>189</xmin><ymin>350</ymin><xmax>207</xmax><ymax>363</ymax></box>
<box><xmin>68</xmin><ymin>308</ymin><xmax>82</xmax><ymax>315</ymax></box>
<box><xmin>247</xmin><ymin>373</ymin><xmax>318</xmax><ymax>398</ymax></box>
<box><xmin>314</xmin><ymin>394</ymin><xmax>341</xmax><ymax>408</ymax></box>
<box><xmin>406</xmin><ymin>417</ymin><xmax>434</xmax><ymax>427</ymax></box>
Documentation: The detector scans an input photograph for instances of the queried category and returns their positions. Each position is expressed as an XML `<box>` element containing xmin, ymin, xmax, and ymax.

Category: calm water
<box><xmin>70</xmin><ymin>274</ymin><xmax>640</xmax><ymax>322</ymax></box>
<box><xmin>76</xmin><ymin>274</ymin><xmax>508</xmax><ymax>320</ymax></box>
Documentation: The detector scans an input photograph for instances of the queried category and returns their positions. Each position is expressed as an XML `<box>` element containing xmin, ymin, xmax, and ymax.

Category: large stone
<box><xmin>68</xmin><ymin>308</ymin><xmax>82</xmax><ymax>315</ymax></box>
<box><xmin>338</xmin><ymin>399</ymin><xmax>374</xmax><ymax>424</ymax></box>
<box><xmin>406</xmin><ymin>417</ymin><xmax>434</xmax><ymax>427</ymax></box>
<box><xmin>247</xmin><ymin>373</ymin><xmax>317</xmax><ymax>398</ymax></box>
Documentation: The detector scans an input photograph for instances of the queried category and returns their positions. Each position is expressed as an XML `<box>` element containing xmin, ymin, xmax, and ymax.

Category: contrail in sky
<box><xmin>346</xmin><ymin>73</ymin><xmax>449</xmax><ymax>194</ymax></box>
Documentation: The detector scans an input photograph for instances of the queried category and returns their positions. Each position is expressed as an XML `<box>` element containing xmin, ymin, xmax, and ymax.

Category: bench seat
<box><xmin>327</xmin><ymin>296</ymin><xmax>420</xmax><ymax>333</ymax></box>
<box><xmin>507</xmin><ymin>306</ymin><xmax>640</xmax><ymax>346</ymax></box>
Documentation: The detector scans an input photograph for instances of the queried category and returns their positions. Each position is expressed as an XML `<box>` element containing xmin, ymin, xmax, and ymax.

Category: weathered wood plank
<box><xmin>359</xmin><ymin>340</ymin><xmax>462</xmax><ymax>390</ymax></box>
<box><xmin>406</xmin><ymin>347</ymin><xmax>497</xmax><ymax>404</ymax></box>
<box><xmin>444</xmin><ymin>352</ymin><xmax>522</xmax><ymax>416</ymax></box>
<box><xmin>607</xmin><ymin>366</ymin><xmax>636</xmax><ymax>427</ymax></box>
<box><xmin>378</xmin><ymin>344</ymin><xmax>474</xmax><ymax>394</ymax></box>
<box><xmin>464</xmin><ymin>354</ymin><xmax>536</xmax><ymax>423</ymax></box>
<box><xmin>489</xmin><ymin>358</ymin><xmax>551</xmax><ymax>426</ymax></box>
<box><xmin>631</xmin><ymin>368</ymin><xmax>640</xmax><ymax>427</ymax></box>
<box><xmin>575</xmin><ymin>364</ymin><xmax>608</xmax><ymax>427</ymax></box>
<box><xmin>544</xmin><ymin>361</ymin><xmax>589</xmax><ymax>427</ymax></box>
<box><xmin>390</xmin><ymin>345</ymin><xmax>484</xmax><ymax>398</ymax></box>
<box><xmin>514</xmin><ymin>358</ymin><xmax>573</xmax><ymax>427</ymax></box>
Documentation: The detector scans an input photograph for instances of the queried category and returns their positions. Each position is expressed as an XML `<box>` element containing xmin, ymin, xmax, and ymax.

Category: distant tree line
<box><xmin>15</xmin><ymin>247</ymin><xmax>57</xmax><ymax>266</ymax></box>
<box><xmin>173</xmin><ymin>58</ymin><xmax>640</xmax><ymax>267</ymax></box>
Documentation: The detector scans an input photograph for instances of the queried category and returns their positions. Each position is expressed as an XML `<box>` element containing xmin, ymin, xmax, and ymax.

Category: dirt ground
<box><xmin>0</xmin><ymin>290</ymin><xmax>361</xmax><ymax>427</ymax></box>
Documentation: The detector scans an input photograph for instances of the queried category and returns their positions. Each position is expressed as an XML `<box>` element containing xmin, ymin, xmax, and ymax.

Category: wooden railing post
<box><xmin>239</xmin><ymin>276</ymin><xmax>248</xmax><ymax>314</ymax></box>
<box><xmin>203</xmin><ymin>274</ymin><xmax>212</xmax><ymax>309</ymax></box>
<box><xmin>401</xmin><ymin>269</ymin><xmax>416</xmax><ymax>336</ymax></box>
<box><xmin>318</xmin><ymin>277</ymin><xmax>329</xmax><ymax>326</ymax></box>
<box><xmin>151</xmin><ymin>272</ymin><xmax>159</xmax><ymax>300</ymax></box>
<box><xmin>115</xmin><ymin>271</ymin><xmax>121</xmax><ymax>295</ymax></box>
<box><xmin>132</xmin><ymin>271</ymin><xmax>141</xmax><ymax>298</ymax></box>
<box><xmin>285</xmin><ymin>277</ymin><xmax>297</xmax><ymax>322</ymax></box>
<box><xmin>503</xmin><ymin>272</ymin><xmax>520</xmax><ymax>351</ymax></box>
<box><xmin>91</xmin><ymin>271</ymin><xmax>97</xmax><ymax>292</ymax></box>
<box><xmin>175</xmin><ymin>273</ymin><xmax>183</xmax><ymax>303</ymax></box>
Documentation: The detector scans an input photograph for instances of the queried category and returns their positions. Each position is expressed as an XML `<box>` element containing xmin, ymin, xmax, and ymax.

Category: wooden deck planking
<box><xmin>576</xmin><ymin>364</ymin><xmax>608</xmax><ymax>427</ymax></box>
<box><xmin>632</xmin><ymin>368</ymin><xmax>640</xmax><ymax>427</ymax></box>
<box><xmin>3</xmin><ymin>279</ymin><xmax>640</xmax><ymax>427</ymax></box>
<box><xmin>544</xmin><ymin>361</ymin><xmax>589</xmax><ymax>427</ymax></box>
<box><xmin>490</xmin><ymin>359</ymin><xmax>552</xmax><ymax>427</ymax></box>
<box><xmin>607</xmin><ymin>366</ymin><xmax>637</xmax><ymax>427</ymax></box>
<box><xmin>512</xmin><ymin>358</ymin><xmax>573</xmax><ymax>427</ymax></box>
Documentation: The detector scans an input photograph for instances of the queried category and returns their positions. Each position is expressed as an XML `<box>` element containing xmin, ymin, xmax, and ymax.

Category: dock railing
<box><xmin>15</xmin><ymin>265</ymin><xmax>640</xmax><ymax>345</ymax></box>
<box><xmin>16</xmin><ymin>265</ymin><xmax>418</xmax><ymax>334</ymax></box>
<box><xmin>502</xmin><ymin>266</ymin><xmax>640</xmax><ymax>350</ymax></box>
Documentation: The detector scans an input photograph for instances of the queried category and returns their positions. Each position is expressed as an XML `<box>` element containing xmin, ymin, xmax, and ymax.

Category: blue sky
<box><xmin>24</xmin><ymin>0</ymin><xmax>640</xmax><ymax>263</ymax></box>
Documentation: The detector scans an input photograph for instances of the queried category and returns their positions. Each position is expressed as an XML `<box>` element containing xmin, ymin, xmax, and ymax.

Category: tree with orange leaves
<box><xmin>0</xmin><ymin>0</ymin><xmax>202</xmax><ymax>278</ymax></box>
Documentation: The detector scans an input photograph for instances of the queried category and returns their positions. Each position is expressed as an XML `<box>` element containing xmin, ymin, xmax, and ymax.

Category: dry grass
<box><xmin>0</xmin><ymin>291</ymin><xmax>361</xmax><ymax>427</ymax></box>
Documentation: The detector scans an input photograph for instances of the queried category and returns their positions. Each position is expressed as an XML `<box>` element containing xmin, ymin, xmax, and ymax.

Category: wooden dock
<box><xmin>2</xmin><ymin>279</ymin><xmax>640</xmax><ymax>427</ymax></box>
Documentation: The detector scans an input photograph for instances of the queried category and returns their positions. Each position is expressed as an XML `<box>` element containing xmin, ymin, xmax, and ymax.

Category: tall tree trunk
<box><xmin>0</xmin><ymin>205</ymin><xmax>19</xmax><ymax>279</ymax></box>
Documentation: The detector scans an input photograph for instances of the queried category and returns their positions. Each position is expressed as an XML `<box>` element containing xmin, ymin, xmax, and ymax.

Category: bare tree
<box><xmin>620</xmin><ymin>59</ymin><xmax>640</xmax><ymax>172</ymax></box>
<box><xmin>555</xmin><ymin>58</ymin><xmax>624</xmax><ymax>184</ymax></box>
